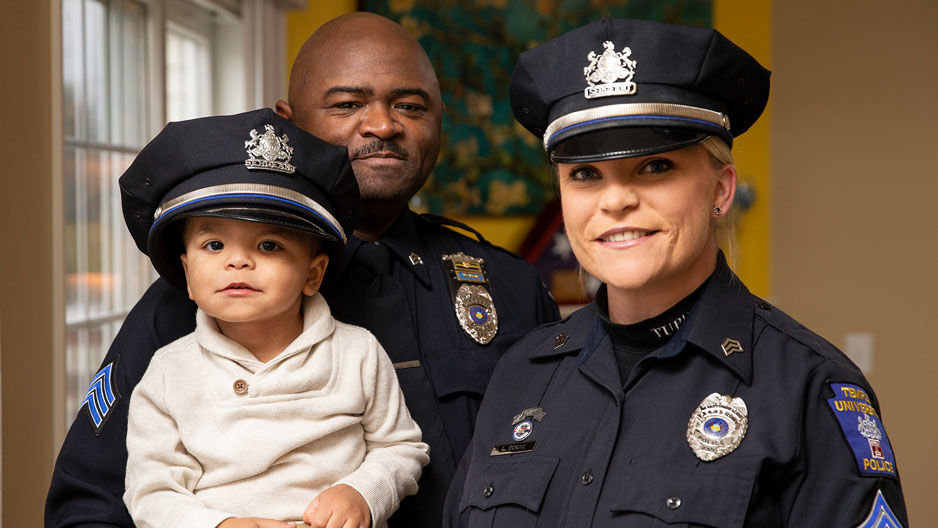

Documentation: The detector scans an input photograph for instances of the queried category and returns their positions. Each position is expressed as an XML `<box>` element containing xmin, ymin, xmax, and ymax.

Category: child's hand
<box><xmin>217</xmin><ymin>517</ymin><xmax>297</xmax><ymax>528</ymax></box>
<box><xmin>303</xmin><ymin>484</ymin><xmax>371</xmax><ymax>528</ymax></box>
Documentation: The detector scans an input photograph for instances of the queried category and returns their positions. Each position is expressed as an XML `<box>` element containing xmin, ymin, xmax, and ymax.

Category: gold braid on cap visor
<box><xmin>152</xmin><ymin>183</ymin><xmax>346</xmax><ymax>244</ymax></box>
<box><xmin>543</xmin><ymin>102</ymin><xmax>730</xmax><ymax>151</ymax></box>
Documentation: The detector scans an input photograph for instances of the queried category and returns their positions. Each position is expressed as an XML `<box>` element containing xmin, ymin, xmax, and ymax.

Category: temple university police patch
<box><xmin>826</xmin><ymin>382</ymin><xmax>897</xmax><ymax>479</ymax></box>
<box><xmin>81</xmin><ymin>360</ymin><xmax>121</xmax><ymax>434</ymax></box>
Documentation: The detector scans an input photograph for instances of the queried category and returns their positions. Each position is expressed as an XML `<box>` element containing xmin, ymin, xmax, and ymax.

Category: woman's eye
<box><xmin>204</xmin><ymin>241</ymin><xmax>223</xmax><ymax>251</ymax></box>
<box><xmin>569</xmin><ymin>166</ymin><xmax>599</xmax><ymax>182</ymax></box>
<box><xmin>259</xmin><ymin>241</ymin><xmax>280</xmax><ymax>252</ymax></box>
<box><xmin>640</xmin><ymin>159</ymin><xmax>674</xmax><ymax>174</ymax></box>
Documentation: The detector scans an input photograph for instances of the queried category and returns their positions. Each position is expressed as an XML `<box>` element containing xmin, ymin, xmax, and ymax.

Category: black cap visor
<box><xmin>549</xmin><ymin>125</ymin><xmax>710</xmax><ymax>163</ymax></box>
<box><xmin>179</xmin><ymin>205</ymin><xmax>339</xmax><ymax>242</ymax></box>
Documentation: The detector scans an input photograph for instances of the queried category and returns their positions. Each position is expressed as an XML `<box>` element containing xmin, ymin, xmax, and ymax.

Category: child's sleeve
<box><xmin>123</xmin><ymin>355</ymin><xmax>233</xmax><ymax>528</ymax></box>
<box><xmin>335</xmin><ymin>335</ymin><xmax>430</xmax><ymax>527</ymax></box>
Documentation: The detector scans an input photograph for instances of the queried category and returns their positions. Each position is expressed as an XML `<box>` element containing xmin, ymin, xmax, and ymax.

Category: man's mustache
<box><xmin>351</xmin><ymin>141</ymin><xmax>409</xmax><ymax>159</ymax></box>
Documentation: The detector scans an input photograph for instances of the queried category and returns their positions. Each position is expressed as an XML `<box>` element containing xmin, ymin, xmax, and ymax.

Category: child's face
<box><xmin>179</xmin><ymin>216</ymin><xmax>328</xmax><ymax>326</ymax></box>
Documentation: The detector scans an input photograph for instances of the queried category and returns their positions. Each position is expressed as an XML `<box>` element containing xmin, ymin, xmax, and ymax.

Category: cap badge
<box><xmin>583</xmin><ymin>40</ymin><xmax>637</xmax><ymax>99</ymax></box>
<box><xmin>686</xmin><ymin>392</ymin><xmax>748</xmax><ymax>461</ymax></box>
<box><xmin>244</xmin><ymin>124</ymin><xmax>296</xmax><ymax>174</ymax></box>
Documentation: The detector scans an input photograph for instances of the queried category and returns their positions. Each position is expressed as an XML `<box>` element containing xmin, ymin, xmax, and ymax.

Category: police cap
<box><xmin>119</xmin><ymin>108</ymin><xmax>360</xmax><ymax>289</ymax></box>
<box><xmin>510</xmin><ymin>18</ymin><xmax>770</xmax><ymax>163</ymax></box>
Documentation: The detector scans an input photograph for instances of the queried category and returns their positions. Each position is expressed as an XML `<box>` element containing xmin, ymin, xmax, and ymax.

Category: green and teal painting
<box><xmin>361</xmin><ymin>0</ymin><xmax>712</xmax><ymax>215</ymax></box>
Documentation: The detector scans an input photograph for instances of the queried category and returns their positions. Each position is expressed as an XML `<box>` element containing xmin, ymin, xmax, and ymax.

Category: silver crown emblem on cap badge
<box><xmin>244</xmin><ymin>124</ymin><xmax>295</xmax><ymax>174</ymax></box>
<box><xmin>583</xmin><ymin>40</ymin><xmax>637</xmax><ymax>99</ymax></box>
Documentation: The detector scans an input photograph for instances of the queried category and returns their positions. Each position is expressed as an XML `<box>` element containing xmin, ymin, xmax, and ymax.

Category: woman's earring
<box><xmin>713</xmin><ymin>206</ymin><xmax>722</xmax><ymax>216</ymax></box>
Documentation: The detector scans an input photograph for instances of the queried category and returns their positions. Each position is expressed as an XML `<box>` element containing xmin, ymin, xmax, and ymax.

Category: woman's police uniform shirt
<box><xmin>445</xmin><ymin>253</ymin><xmax>907</xmax><ymax>527</ymax></box>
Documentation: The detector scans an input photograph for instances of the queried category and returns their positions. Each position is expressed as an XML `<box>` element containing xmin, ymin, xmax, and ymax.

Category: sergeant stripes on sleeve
<box><xmin>81</xmin><ymin>361</ymin><xmax>120</xmax><ymax>434</ymax></box>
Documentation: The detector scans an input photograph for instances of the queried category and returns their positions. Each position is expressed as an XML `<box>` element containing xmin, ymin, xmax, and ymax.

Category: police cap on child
<box><xmin>119</xmin><ymin>108</ymin><xmax>361</xmax><ymax>289</ymax></box>
<box><xmin>509</xmin><ymin>18</ymin><xmax>770</xmax><ymax>163</ymax></box>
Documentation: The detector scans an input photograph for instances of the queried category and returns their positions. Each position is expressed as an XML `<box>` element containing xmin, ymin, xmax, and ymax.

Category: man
<box><xmin>46</xmin><ymin>12</ymin><xmax>558</xmax><ymax>528</ymax></box>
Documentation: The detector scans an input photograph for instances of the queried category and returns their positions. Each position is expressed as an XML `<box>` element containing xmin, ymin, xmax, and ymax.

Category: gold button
<box><xmin>233</xmin><ymin>379</ymin><xmax>248</xmax><ymax>395</ymax></box>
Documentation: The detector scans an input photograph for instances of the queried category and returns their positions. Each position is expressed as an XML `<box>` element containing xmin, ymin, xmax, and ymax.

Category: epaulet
<box><xmin>420</xmin><ymin>213</ymin><xmax>488</xmax><ymax>243</ymax></box>
<box><xmin>752</xmin><ymin>296</ymin><xmax>846</xmax><ymax>363</ymax></box>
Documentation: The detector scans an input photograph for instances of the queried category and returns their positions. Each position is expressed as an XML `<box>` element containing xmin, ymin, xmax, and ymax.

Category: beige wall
<box><xmin>0</xmin><ymin>0</ymin><xmax>60</xmax><ymax>526</ymax></box>
<box><xmin>772</xmin><ymin>0</ymin><xmax>937</xmax><ymax>523</ymax></box>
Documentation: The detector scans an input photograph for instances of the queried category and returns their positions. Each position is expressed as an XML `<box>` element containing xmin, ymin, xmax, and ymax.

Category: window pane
<box><xmin>111</xmin><ymin>0</ymin><xmax>148</xmax><ymax>147</ymax></box>
<box><xmin>65</xmin><ymin>326</ymin><xmax>89</xmax><ymax>421</ymax></box>
<box><xmin>62</xmin><ymin>0</ymin><xmax>84</xmax><ymax>140</ymax></box>
<box><xmin>84</xmin><ymin>0</ymin><xmax>109</xmax><ymax>143</ymax></box>
<box><xmin>64</xmin><ymin>146</ymin><xmax>86</xmax><ymax>324</ymax></box>
<box><xmin>166</xmin><ymin>23</ymin><xmax>212</xmax><ymax>122</ymax></box>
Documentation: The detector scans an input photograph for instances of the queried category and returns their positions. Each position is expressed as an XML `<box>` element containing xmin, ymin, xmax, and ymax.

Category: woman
<box><xmin>444</xmin><ymin>18</ymin><xmax>907</xmax><ymax>527</ymax></box>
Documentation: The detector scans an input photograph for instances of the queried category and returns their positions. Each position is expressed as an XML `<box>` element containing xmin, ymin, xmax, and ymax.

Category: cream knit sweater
<box><xmin>124</xmin><ymin>293</ymin><xmax>429</xmax><ymax>528</ymax></box>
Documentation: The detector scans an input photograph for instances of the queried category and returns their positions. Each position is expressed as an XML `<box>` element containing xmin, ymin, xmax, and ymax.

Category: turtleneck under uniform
<box><xmin>597</xmin><ymin>278</ymin><xmax>708</xmax><ymax>386</ymax></box>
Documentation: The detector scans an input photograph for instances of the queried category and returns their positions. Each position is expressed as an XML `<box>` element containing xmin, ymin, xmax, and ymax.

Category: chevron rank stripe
<box><xmin>721</xmin><ymin>338</ymin><xmax>744</xmax><ymax>356</ymax></box>
<box><xmin>81</xmin><ymin>360</ymin><xmax>120</xmax><ymax>434</ymax></box>
<box><xmin>856</xmin><ymin>490</ymin><xmax>903</xmax><ymax>528</ymax></box>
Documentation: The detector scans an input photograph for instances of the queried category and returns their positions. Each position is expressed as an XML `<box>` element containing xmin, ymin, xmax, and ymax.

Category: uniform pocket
<box><xmin>459</xmin><ymin>454</ymin><xmax>559</xmax><ymax>527</ymax></box>
<box><xmin>424</xmin><ymin>347</ymin><xmax>504</xmax><ymax>398</ymax></box>
<box><xmin>607</xmin><ymin>463</ymin><xmax>755</xmax><ymax>527</ymax></box>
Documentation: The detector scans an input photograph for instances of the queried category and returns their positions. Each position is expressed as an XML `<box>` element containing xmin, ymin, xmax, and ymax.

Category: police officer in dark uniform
<box><xmin>445</xmin><ymin>18</ymin><xmax>907</xmax><ymax>527</ymax></box>
<box><xmin>45</xmin><ymin>13</ymin><xmax>558</xmax><ymax>528</ymax></box>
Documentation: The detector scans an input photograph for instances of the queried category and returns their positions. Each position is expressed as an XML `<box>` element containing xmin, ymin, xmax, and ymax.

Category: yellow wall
<box><xmin>284</xmin><ymin>0</ymin><xmax>357</xmax><ymax>85</ymax></box>
<box><xmin>713</xmin><ymin>0</ymin><xmax>772</xmax><ymax>298</ymax></box>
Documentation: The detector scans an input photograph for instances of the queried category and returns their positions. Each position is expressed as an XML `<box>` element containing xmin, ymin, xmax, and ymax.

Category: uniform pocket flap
<box><xmin>608</xmin><ymin>464</ymin><xmax>755</xmax><ymax>527</ymax></box>
<box><xmin>425</xmin><ymin>347</ymin><xmax>503</xmax><ymax>398</ymax></box>
<box><xmin>459</xmin><ymin>454</ymin><xmax>559</xmax><ymax>513</ymax></box>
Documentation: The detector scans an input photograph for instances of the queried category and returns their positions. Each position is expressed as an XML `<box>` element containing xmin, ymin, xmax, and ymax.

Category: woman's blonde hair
<box><xmin>699</xmin><ymin>136</ymin><xmax>737</xmax><ymax>268</ymax></box>
<box><xmin>700</xmin><ymin>135</ymin><xmax>734</xmax><ymax>168</ymax></box>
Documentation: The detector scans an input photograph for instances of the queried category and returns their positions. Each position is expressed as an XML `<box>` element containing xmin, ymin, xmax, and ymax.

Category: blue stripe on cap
<box><xmin>150</xmin><ymin>193</ymin><xmax>343</xmax><ymax>240</ymax></box>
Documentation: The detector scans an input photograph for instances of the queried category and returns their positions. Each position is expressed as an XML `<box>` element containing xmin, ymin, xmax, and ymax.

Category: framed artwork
<box><xmin>360</xmin><ymin>0</ymin><xmax>712</xmax><ymax>216</ymax></box>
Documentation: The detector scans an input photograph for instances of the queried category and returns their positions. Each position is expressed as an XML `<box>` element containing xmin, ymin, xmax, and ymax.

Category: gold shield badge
<box><xmin>442</xmin><ymin>252</ymin><xmax>498</xmax><ymax>345</ymax></box>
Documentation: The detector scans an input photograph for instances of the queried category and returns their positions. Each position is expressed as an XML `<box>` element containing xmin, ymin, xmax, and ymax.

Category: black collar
<box><xmin>683</xmin><ymin>252</ymin><xmax>754</xmax><ymax>384</ymax></box>
<box><xmin>348</xmin><ymin>210</ymin><xmax>431</xmax><ymax>287</ymax></box>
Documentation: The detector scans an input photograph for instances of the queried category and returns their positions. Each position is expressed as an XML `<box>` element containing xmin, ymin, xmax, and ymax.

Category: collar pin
<box><xmin>554</xmin><ymin>333</ymin><xmax>569</xmax><ymax>349</ymax></box>
<box><xmin>721</xmin><ymin>338</ymin><xmax>743</xmax><ymax>356</ymax></box>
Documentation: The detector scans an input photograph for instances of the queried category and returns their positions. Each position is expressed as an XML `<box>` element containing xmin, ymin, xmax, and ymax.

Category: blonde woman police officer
<box><xmin>444</xmin><ymin>18</ymin><xmax>906</xmax><ymax>528</ymax></box>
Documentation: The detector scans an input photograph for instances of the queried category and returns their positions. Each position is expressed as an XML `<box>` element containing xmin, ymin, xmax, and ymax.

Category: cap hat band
<box><xmin>153</xmin><ymin>183</ymin><xmax>346</xmax><ymax>243</ymax></box>
<box><xmin>543</xmin><ymin>102</ymin><xmax>730</xmax><ymax>151</ymax></box>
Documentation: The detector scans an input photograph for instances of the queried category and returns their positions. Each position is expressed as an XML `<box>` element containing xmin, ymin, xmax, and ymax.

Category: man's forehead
<box><xmin>322</xmin><ymin>84</ymin><xmax>431</xmax><ymax>100</ymax></box>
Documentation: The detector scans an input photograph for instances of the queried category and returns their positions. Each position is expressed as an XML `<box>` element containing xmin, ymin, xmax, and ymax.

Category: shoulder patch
<box><xmin>826</xmin><ymin>382</ymin><xmax>897</xmax><ymax>480</ymax></box>
<box><xmin>856</xmin><ymin>489</ymin><xmax>903</xmax><ymax>528</ymax></box>
<box><xmin>81</xmin><ymin>359</ymin><xmax>121</xmax><ymax>435</ymax></box>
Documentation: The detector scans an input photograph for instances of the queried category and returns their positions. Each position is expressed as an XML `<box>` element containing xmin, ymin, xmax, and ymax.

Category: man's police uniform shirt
<box><xmin>446</xmin><ymin>254</ymin><xmax>907</xmax><ymax>527</ymax></box>
<box><xmin>45</xmin><ymin>209</ymin><xmax>559</xmax><ymax>528</ymax></box>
